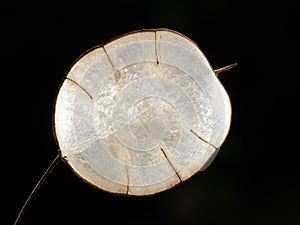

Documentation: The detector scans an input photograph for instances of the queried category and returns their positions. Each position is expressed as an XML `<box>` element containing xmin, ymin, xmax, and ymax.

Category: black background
<box><xmin>3</xmin><ymin>1</ymin><xmax>300</xmax><ymax>225</ymax></box>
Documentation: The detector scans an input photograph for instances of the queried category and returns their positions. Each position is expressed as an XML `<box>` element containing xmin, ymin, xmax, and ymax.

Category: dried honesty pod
<box><xmin>14</xmin><ymin>28</ymin><xmax>236</xmax><ymax>225</ymax></box>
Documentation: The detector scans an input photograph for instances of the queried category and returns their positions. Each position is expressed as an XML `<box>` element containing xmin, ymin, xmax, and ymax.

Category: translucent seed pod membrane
<box><xmin>53</xmin><ymin>29</ymin><xmax>232</xmax><ymax>196</ymax></box>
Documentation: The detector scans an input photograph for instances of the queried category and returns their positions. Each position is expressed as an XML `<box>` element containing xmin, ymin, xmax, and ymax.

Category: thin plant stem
<box><xmin>13</xmin><ymin>154</ymin><xmax>61</xmax><ymax>225</ymax></box>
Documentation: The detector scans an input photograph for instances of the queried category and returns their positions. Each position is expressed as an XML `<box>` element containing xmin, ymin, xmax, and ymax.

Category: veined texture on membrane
<box><xmin>53</xmin><ymin>28</ymin><xmax>232</xmax><ymax>196</ymax></box>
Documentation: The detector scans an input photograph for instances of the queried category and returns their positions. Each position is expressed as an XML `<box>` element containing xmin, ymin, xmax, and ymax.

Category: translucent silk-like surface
<box><xmin>54</xmin><ymin>29</ymin><xmax>231</xmax><ymax>195</ymax></box>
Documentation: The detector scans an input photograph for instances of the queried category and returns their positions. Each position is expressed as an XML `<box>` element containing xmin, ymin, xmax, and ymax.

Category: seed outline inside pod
<box><xmin>53</xmin><ymin>28</ymin><xmax>233</xmax><ymax>196</ymax></box>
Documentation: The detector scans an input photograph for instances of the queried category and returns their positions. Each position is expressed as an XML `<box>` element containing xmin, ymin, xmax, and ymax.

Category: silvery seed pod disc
<box><xmin>53</xmin><ymin>28</ymin><xmax>232</xmax><ymax>196</ymax></box>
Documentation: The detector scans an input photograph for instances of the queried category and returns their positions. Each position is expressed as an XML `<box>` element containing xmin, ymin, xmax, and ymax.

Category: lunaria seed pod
<box><xmin>53</xmin><ymin>28</ymin><xmax>234</xmax><ymax>196</ymax></box>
